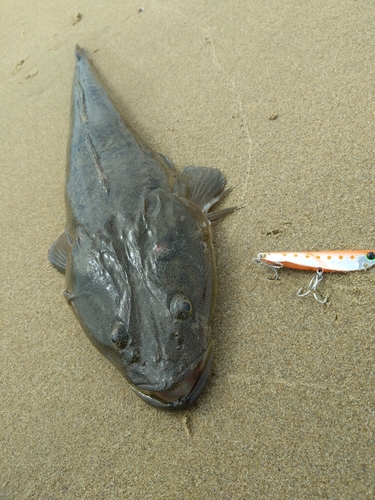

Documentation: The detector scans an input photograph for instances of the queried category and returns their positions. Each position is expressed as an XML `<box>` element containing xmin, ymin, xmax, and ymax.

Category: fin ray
<box><xmin>174</xmin><ymin>166</ymin><xmax>237</xmax><ymax>221</ymax></box>
<box><xmin>48</xmin><ymin>231</ymin><xmax>71</xmax><ymax>274</ymax></box>
<box><xmin>178</xmin><ymin>166</ymin><xmax>225</xmax><ymax>209</ymax></box>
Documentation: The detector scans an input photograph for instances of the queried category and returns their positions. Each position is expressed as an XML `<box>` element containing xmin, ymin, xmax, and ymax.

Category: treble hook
<box><xmin>297</xmin><ymin>269</ymin><xmax>328</xmax><ymax>304</ymax></box>
<box><xmin>254</xmin><ymin>254</ymin><xmax>282</xmax><ymax>280</ymax></box>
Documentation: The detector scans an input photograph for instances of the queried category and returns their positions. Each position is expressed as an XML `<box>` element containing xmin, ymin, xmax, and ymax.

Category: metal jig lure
<box><xmin>255</xmin><ymin>250</ymin><xmax>375</xmax><ymax>303</ymax></box>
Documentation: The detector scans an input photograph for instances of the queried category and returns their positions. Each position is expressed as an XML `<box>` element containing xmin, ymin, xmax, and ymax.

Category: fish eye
<box><xmin>110</xmin><ymin>322</ymin><xmax>129</xmax><ymax>350</ymax></box>
<box><xmin>367</xmin><ymin>252</ymin><xmax>375</xmax><ymax>260</ymax></box>
<box><xmin>170</xmin><ymin>295</ymin><xmax>193</xmax><ymax>320</ymax></box>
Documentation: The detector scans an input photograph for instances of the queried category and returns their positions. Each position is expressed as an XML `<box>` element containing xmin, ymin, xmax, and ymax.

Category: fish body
<box><xmin>48</xmin><ymin>47</ymin><xmax>235</xmax><ymax>409</ymax></box>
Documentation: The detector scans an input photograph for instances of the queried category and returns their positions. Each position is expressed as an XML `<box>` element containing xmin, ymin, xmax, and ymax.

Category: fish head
<box><xmin>117</xmin><ymin>189</ymin><xmax>216</xmax><ymax>408</ymax></box>
<box><xmin>67</xmin><ymin>189</ymin><xmax>217</xmax><ymax>409</ymax></box>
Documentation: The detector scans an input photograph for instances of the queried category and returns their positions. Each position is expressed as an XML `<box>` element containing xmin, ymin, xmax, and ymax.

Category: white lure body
<box><xmin>257</xmin><ymin>250</ymin><xmax>375</xmax><ymax>273</ymax></box>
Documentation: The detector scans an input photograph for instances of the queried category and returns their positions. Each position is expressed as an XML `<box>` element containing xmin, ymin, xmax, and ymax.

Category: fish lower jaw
<box><xmin>130</xmin><ymin>346</ymin><xmax>213</xmax><ymax>409</ymax></box>
<box><xmin>153</xmin><ymin>358</ymin><xmax>204</xmax><ymax>402</ymax></box>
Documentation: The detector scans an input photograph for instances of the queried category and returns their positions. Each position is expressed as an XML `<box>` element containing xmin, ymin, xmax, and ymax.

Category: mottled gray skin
<box><xmin>48</xmin><ymin>47</ymin><xmax>234</xmax><ymax>409</ymax></box>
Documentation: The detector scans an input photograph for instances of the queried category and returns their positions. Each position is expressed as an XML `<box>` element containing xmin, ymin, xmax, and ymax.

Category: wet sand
<box><xmin>1</xmin><ymin>1</ymin><xmax>375</xmax><ymax>498</ymax></box>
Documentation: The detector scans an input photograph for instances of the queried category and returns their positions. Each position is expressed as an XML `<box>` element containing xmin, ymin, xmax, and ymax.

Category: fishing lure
<box><xmin>255</xmin><ymin>250</ymin><xmax>375</xmax><ymax>303</ymax></box>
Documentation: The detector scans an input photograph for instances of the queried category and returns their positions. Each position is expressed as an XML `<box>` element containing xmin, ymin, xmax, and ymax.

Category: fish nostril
<box><xmin>153</xmin><ymin>354</ymin><xmax>161</xmax><ymax>364</ymax></box>
<box><xmin>173</xmin><ymin>332</ymin><xmax>184</xmax><ymax>349</ymax></box>
<box><xmin>122</xmin><ymin>347</ymin><xmax>140</xmax><ymax>364</ymax></box>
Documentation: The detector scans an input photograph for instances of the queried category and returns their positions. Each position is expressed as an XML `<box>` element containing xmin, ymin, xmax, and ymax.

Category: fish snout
<box><xmin>128</xmin><ymin>346</ymin><xmax>214</xmax><ymax>409</ymax></box>
<box><xmin>124</xmin><ymin>357</ymin><xmax>181</xmax><ymax>393</ymax></box>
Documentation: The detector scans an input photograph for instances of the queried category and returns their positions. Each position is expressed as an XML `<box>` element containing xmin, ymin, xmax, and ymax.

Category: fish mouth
<box><xmin>130</xmin><ymin>345</ymin><xmax>214</xmax><ymax>410</ymax></box>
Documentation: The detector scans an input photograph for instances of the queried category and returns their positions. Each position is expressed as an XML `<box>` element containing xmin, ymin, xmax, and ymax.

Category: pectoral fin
<box><xmin>48</xmin><ymin>230</ymin><xmax>72</xmax><ymax>274</ymax></box>
<box><xmin>174</xmin><ymin>166</ymin><xmax>237</xmax><ymax>222</ymax></box>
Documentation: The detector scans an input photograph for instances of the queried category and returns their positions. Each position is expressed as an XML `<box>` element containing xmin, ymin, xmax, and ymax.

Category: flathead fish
<box><xmin>48</xmin><ymin>46</ymin><xmax>235</xmax><ymax>409</ymax></box>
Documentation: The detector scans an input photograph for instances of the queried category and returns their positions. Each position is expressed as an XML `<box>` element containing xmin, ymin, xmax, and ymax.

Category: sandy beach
<box><xmin>1</xmin><ymin>1</ymin><xmax>375</xmax><ymax>498</ymax></box>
